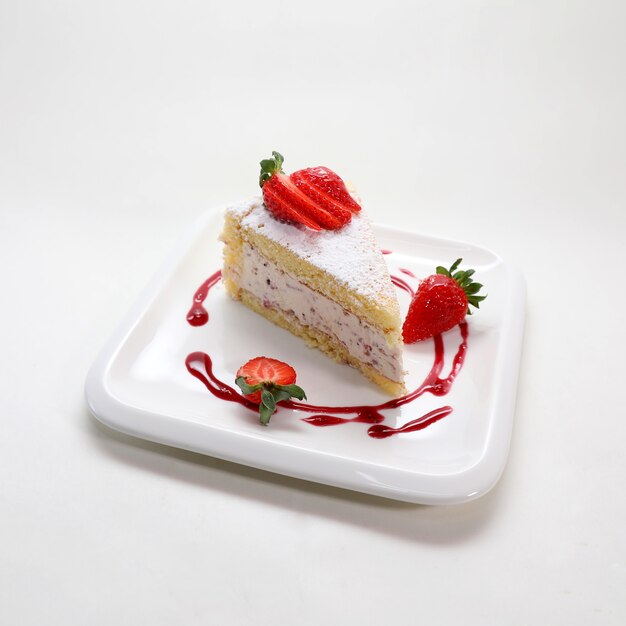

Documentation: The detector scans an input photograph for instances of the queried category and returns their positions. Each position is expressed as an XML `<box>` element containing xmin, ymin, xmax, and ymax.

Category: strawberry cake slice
<box><xmin>220</xmin><ymin>152</ymin><xmax>406</xmax><ymax>396</ymax></box>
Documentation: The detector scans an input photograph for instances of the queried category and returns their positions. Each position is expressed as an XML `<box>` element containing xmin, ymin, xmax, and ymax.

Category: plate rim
<box><xmin>85</xmin><ymin>203</ymin><xmax>526</xmax><ymax>505</ymax></box>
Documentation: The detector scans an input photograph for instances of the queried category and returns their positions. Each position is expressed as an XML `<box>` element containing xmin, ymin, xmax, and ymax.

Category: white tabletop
<box><xmin>1</xmin><ymin>1</ymin><xmax>625</xmax><ymax>624</ymax></box>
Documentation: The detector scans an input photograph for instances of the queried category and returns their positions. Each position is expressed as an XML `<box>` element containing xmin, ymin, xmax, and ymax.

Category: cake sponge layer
<box><xmin>225</xmin><ymin>284</ymin><xmax>407</xmax><ymax>397</ymax></box>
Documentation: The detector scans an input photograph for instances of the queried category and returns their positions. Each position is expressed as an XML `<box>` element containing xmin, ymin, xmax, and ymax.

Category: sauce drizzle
<box><xmin>391</xmin><ymin>275</ymin><xmax>415</xmax><ymax>297</ymax></box>
<box><xmin>184</xmin><ymin>265</ymin><xmax>468</xmax><ymax>438</ymax></box>
<box><xmin>186</xmin><ymin>270</ymin><xmax>221</xmax><ymax>326</ymax></box>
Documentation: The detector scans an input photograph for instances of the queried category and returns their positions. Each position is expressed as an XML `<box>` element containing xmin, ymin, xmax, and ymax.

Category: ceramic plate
<box><xmin>85</xmin><ymin>205</ymin><xmax>525</xmax><ymax>504</ymax></box>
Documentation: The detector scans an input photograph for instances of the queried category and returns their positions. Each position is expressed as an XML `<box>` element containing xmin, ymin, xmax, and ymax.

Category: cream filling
<box><xmin>239</xmin><ymin>243</ymin><xmax>404</xmax><ymax>382</ymax></box>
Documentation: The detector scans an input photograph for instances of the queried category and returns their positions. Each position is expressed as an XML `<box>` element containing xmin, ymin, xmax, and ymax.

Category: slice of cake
<box><xmin>220</xmin><ymin>153</ymin><xmax>406</xmax><ymax>396</ymax></box>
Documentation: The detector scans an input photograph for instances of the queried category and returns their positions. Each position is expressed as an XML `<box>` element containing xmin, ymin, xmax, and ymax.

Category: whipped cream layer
<box><xmin>232</xmin><ymin>197</ymin><xmax>399</xmax><ymax>306</ymax></box>
<box><xmin>240</xmin><ymin>243</ymin><xmax>404</xmax><ymax>383</ymax></box>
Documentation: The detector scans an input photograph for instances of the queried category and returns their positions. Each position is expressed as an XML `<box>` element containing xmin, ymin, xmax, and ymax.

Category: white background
<box><xmin>1</xmin><ymin>1</ymin><xmax>625</xmax><ymax>624</ymax></box>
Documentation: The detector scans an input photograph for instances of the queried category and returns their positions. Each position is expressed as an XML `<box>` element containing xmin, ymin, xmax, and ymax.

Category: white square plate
<box><xmin>85</xmin><ymin>205</ymin><xmax>525</xmax><ymax>505</ymax></box>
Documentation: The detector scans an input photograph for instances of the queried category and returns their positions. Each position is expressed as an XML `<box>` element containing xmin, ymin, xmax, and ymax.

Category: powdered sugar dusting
<box><xmin>229</xmin><ymin>197</ymin><xmax>397</xmax><ymax>301</ymax></box>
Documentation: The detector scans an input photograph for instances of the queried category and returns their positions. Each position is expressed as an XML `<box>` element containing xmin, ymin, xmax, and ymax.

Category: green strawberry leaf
<box><xmin>272</xmin><ymin>389</ymin><xmax>293</xmax><ymax>404</ymax></box>
<box><xmin>259</xmin><ymin>389</ymin><xmax>277</xmax><ymax>426</ymax></box>
<box><xmin>235</xmin><ymin>376</ymin><xmax>261</xmax><ymax>395</ymax></box>
<box><xmin>468</xmin><ymin>294</ymin><xmax>487</xmax><ymax>302</ymax></box>
<box><xmin>465</xmin><ymin>282</ymin><xmax>483</xmax><ymax>295</ymax></box>
<box><xmin>261</xmin><ymin>388</ymin><xmax>276</xmax><ymax>411</ymax></box>
<box><xmin>276</xmin><ymin>384</ymin><xmax>307</xmax><ymax>401</ymax></box>
<box><xmin>449</xmin><ymin>258</ymin><xmax>462</xmax><ymax>274</ymax></box>
<box><xmin>259</xmin><ymin>402</ymin><xmax>274</xmax><ymax>426</ymax></box>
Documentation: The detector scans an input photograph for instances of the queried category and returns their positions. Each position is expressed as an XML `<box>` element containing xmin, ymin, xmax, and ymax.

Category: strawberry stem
<box><xmin>259</xmin><ymin>151</ymin><xmax>284</xmax><ymax>188</ymax></box>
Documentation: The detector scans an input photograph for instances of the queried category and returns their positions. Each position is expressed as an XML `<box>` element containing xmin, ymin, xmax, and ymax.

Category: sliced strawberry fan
<box><xmin>259</xmin><ymin>151</ymin><xmax>361</xmax><ymax>231</ymax></box>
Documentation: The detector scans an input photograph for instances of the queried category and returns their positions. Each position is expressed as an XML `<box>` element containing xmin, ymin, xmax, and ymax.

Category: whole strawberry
<box><xmin>235</xmin><ymin>356</ymin><xmax>307</xmax><ymax>425</ymax></box>
<box><xmin>402</xmin><ymin>259</ymin><xmax>487</xmax><ymax>342</ymax></box>
<box><xmin>259</xmin><ymin>151</ymin><xmax>361</xmax><ymax>231</ymax></box>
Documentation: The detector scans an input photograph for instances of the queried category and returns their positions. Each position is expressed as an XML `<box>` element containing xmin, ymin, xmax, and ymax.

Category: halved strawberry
<box><xmin>402</xmin><ymin>259</ymin><xmax>487</xmax><ymax>342</ymax></box>
<box><xmin>259</xmin><ymin>152</ymin><xmax>360</xmax><ymax>231</ymax></box>
<box><xmin>235</xmin><ymin>356</ymin><xmax>307</xmax><ymax>425</ymax></box>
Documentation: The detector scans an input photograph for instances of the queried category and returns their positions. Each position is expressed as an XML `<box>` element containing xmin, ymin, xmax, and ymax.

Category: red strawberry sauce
<box><xmin>186</xmin><ymin>270</ymin><xmax>222</xmax><ymax>326</ymax></box>
<box><xmin>391</xmin><ymin>275</ymin><xmax>415</xmax><ymax>297</ymax></box>
<box><xmin>185</xmin><ymin>263</ymin><xmax>469</xmax><ymax>438</ymax></box>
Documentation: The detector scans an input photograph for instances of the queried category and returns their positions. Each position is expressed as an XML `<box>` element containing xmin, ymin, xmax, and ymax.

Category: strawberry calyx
<box><xmin>235</xmin><ymin>376</ymin><xmax>307</xmax><ymax>425</ymax></box>
<box><xmin>435</xmin><ymin>258</ymin><xmax>487</xmax><ymax>315</ymax></box>
<box><xmin>259</xmin><ymin>151</ymin><xmax>284</xmax><ymax>187</ymax></box>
